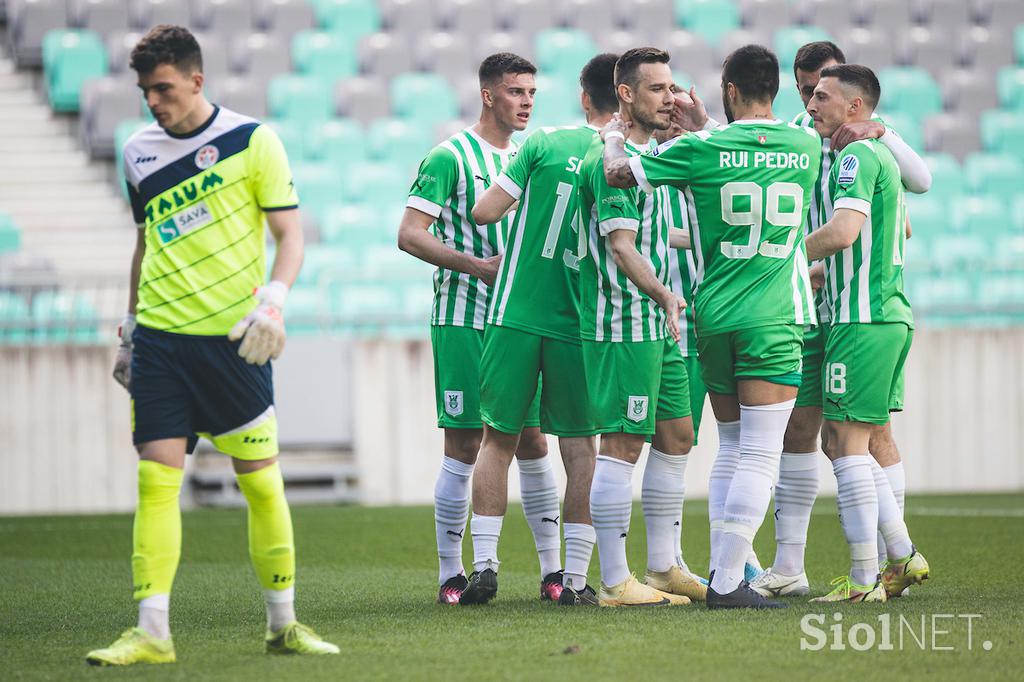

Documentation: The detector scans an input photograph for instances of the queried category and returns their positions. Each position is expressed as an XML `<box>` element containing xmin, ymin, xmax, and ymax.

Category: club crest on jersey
<box><xmin>627</xmin><ymin>395</ymin><xmax>649</xmax><ymax>422</ymax></box>
<box><xmin>194</xmin><ymin>144</ymin><xmax>219</xmax><ymax>170</ymax></box>
<box><xmin>838</xmin><ymin>154</ymin><xmax>859</xmax><ymax>185</ymax></box>
<box><xmin>758</xmin><ymin>134</ymin><xmax>767</xmax><ymax>144</ymax></box>
<box><xmin>444</xmin><ymin>390</ymin><xmax>464</xmax><ymax>417</ymax></box>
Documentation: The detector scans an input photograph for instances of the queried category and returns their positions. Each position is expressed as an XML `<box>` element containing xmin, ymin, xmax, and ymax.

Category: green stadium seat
<box><xmin>264</xmin><ymin>119</ymin><xmax>308</xmax><ymax>163</ymax></box>
<box><xmin>997</xmin><ymin>67</ymin><xmax>1024</xmax><ymax>110</ymax></box>
<box><xmin>320</xmin><ymin>204</ymin><xmax>394</xmax><ymax>252</ymax></box>
<box><xmin>1016</xmin><ymin>25</ymin><xmax>1024</xmax><ymax>65</ymax></box>
<box><xmin>390</xmin><ymin>73</ymin><xmax>458</xmax><ymax>128</ymax></box>
<box><xmin>909</xmin><ymin>273</ymin><xmax>975</xmax><ymax>322</ymax></box>
<box><xmin>976</xmin><ymin>274</ymin><xmax>1024</xmax><ymax>320</ymax></box>
<box><xmin>267</xmin><ymin>74</ymin><xmax>334</xmax><ymax>123</ymax></box>
<box><xmin>877</xmin><ymin>67</ymin><xmax>942</xmax><ymax>119</ymax></box>
<box><xmin>42</xmin><ymin>30</ymin><xmax>108</xmax><ymax>113</ymax></box>
<box><xmin>919</xmin><ymin>153</ymin><xmax>961</xmax><ymax>202</ymax></box>
<box><xmin>291</xmin><ymin>162</ymin><xmax>344</xmax><ymax>221</ymax></box>
<box><xmin>535</xmin><ymin>29</ymin><xmax>598</xmax><ymax>79</ymax></box>
<box><xmin>930</xmin><ymin>233</ymin><xmax>987</xmax><ymax>270</ymax></box>
<box><xmin>327</xmin><ymin>279</ymin><xmax>401</xmax><ymax>335</ymax></box>
<box><xmin>878</xmin><ymin>112</ymin><xmax>924</xmax><ymax>154</ymax></box>
<box><xmin>292</xmin><ymin>30</ymin><xmax>357</xmax><ymax>84</ymax></box>
<box><xmin>963</xmin><ymin>153</ymin><xmax>1024</xmax><ymax>202</ymax></box>
<box><xmin>311</xmin><ymin>0</ymin><xmax>380</xmax><ymax>40</ymax></box>
<box><xmin>954</xmin><ymin>195</ymin><xmax>1012</xmax><ymax>235</ymax></box>
<box><xmin>283</xmin><ymin>286</ymin><xmax>328</xmax><ymax>336</ymax></box>
<box><xmin>296</xmin><ymin>245</ymin><xmax>358</xmax><ymax>286</ymax></box>
<box><xmin>905</xmin><ymin>193</ymin><xmax>951</xmax><ymax>240</ymax></box>
<box><xmin>775</xmin><ymin>26</ymin><xmax>831</xmax><ymax>69</ymax></box>
<box><xmin>676</xmin><ymin>0</ymin><xmax>740</xmax><ymax>43</ymax></box>
<box><xmin>775</xmin><ymin>74</ymin><xmax>806</xmax><ymax>122</ymax></box>
<box><xmin>31</xmin><ymin>292</ymin><xmax>101</xmax><ymax>345</ymax></box>
<box><xmin>115</xmin><ymin>118</ymin><xmax>149</xmax><ymax>199</ymax></box>
<box><xmin>366</xmin><ymin>118</ymin><xmax>435</xmax><ymax>170</ymax></box>
<box><xmin>0</xmin><ymin>292</ymin><xmax>30</xmax><ymax>345</ymax></box>
<box><xmin>307</xmin><ymin>118</ymin><xmax>367</xmax><ymax>165</ymax></box>
<box><xmin>529</xmin><ymin>75</ymin><xmax>582</xmax><ymax>128</ymax></box>
<box><xmin>1015</xmin><ymin>196</ymin><xmax>1024</xmax><ymax>233</ymax></box>
<box><xmin>991</xmin><ymin>235</ymin><xmax>1024</xmax><ymax>270</ymax></box>
<box><xmin>0</xmin><ymin>212</ymin><xmax>22</xmax><ymax>253</ymax></box>
<box><xmin>980</xmin><ymin>109</ymin><xmax>1024</xmax><ymax>158</ymax></box>
<box><xmin>343</xmin><ymin>161</ymin><xmax>410</xmax><ymax>206</ymax></box>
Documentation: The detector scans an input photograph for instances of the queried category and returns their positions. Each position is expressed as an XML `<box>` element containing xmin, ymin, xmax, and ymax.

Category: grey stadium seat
<box><xmin>959</xmin><ymin>28</ymin><xmax>1014</xmax><ymax>72</ymax></box>
<box><xmin>335</xmin><ymin>76</ymin><xmax>391</xmax><ymax>125</ymax></box>
<box><xmin>897</xmin><ymin>27</ymin><xmax>959</xmax><ymax>79</ymax></box>
<box><xmin>435</xmin><ymin>118</ymin><xmax>469</xmax><ymax>143</ymax></box>
<box><xmin>562</xmin><ymin>0</ymin><xmax>617</xmax><ymax>38</ymax></box>
<box><xmin>80</xmin><ymin>75</ymin><xmax>141</xmax><ymax>158</ymax></box>
<box><xmin>192</xmin><ymin>32</ymin><xmax>231</xmax><ymax>79</ymax></box>
<box><xmin>497</xmin><ymin>0</ymin><xmax>559</xmax><ymax>35</ymax></box>
<box><xmin>924</xmin><ymin>113</ymin><xmax>981</xmax><ymax>161</ymax></box>
<box><xmin>106</xmin><ymin>30</ymin><xmax>143</xmax><ymax>74</ymax></box>
<box><xmin>976</xmin><ymin>0</ymin><xmax>1024</xmax><ymax>28</ymax></box>
<box><xmin>379</xmin><ymin>0</ymin><xmax>439</xmax><ymax>35</ymax></box>
<box><xmin>358</xmin><ymin>32</ymin><xmax>416</xmax><ymax>81</ymax></box>
<box><xmin>598</xmin><ymin>29</ymin><xmax>640</xmax><ymax>56</ymax></box>
<box><xmin>942</xmin><ymin>68</ymin><xmax>999</xmax><ymax>119</ymax></box>
<box><xmin>696</xmin><ymin>70</ymin><xmax>726</xmax><ymax>121</ymax></box>
<box><xmin>71</xmin><ymin>0</ymin><xmax>133</xmax><ymax>41</ymax></box>
<box><xmin>416</xmin><ymin>32</ymin><xmax>474</xmax><ymax>84</ymax></box>
<box><xmin>471</xmin><ymin>31</ymin><xmax>535</xmax><ymax>65</ymax></box>
<box><xmin>855</xmin><ymin>0</ymin><xmax>914</xmax><ymax>31</ymax></box>
<box><xmin>213</xmin><ymin>75</ymin><xmax>268</xmax><ymax>119</ymax></box>
<box><xmin>130</xmin><ymin>0</ymin><xmax>190</xmax><ymax>30</ymax></box>
<box><xmin>457</xmin><ymin>77</ymin><xmax>483</xmax><ymax>118</ymax></box>
<box><xmin>844</xmin><ymin>26</ymin><xmax>898</xmax><ymax>70</ymax></box>
<box><xmin>714</xmin><ymin>29</ymin><xmax>760</xmax><ymax>65</ymax></box>
<box><xmin>739</xmin><ymin>0</ymin><xmax>796</xmax><ymax>38</ymax></box>
<box><xmin>8</xmin><ymin>0</ymin><xmax>68</xmax><ymax>67</ymax></box>
<box><xmin>615</xmin><ymin>0</ymin><xmax>675</xmax><ymax>36</ymax></box>
<box><xmin>191</xmin><ymin>0</ymin><xmax>256</xmax><ymax>42</ymax></box>
<box><xmin>656</xmin><ymin>29</ymin><xmax>716</xmax><ymax>75</ymax></box>
<box><xmin>791</xmin><ymin>0</ymin><xmax>856</xmax><ymax>37</ymax></box>
<box><xmin>231</xmin><ymin>32</ymin><xmax>292</xmax><ymax>81</ymax></box>
<box><xmin>911</xmin><ymin>0</ymin><xmax>973</xmax><ymax>28</ymax></box>
<box><xmin>437</xmin><ymin>0</ymin><xmax>497</xmax><ymax>35</ymax></box>
<box><xmin>255</xmin><ymin>0</ymin><xmax>316</xmax><ymax>43</ymax></box>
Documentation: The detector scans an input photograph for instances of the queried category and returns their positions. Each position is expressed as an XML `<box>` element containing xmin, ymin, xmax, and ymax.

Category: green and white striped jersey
<box><xmin>577</xmin><ymin>136</ymin><xmax>673</xmax><ymax>343</ymax></box>
<box><xmin>823</xmin><ymin>139</ymin><xmax>913</xmax><ymax>326</ymax></box>
<box><xmin>488</xmin><ymin>125</ymin><xmax>597</xmax><ymax>342</ymax></box>
<box><xmin>406</xmin><ymin>127</ymin><xmax>517</xmax><ymax>330</ymax></box>
<box><xmin>664</xmin><ymin>187</ymin><xmax>699</xmax><ymax>357</ymax></box>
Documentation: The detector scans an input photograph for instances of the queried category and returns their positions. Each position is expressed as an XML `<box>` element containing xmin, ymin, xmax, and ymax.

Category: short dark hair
<box><xmin>614</xmin><ymin>47</ymin><xmax>670</xmax><ymax>91</ymax></box>
<box><xmin>820</xmin><ymin>64</ymin><xmax>881</xmax><ymax>110</ymax></box>
<box><xmin>721</xmin><ymin>44</ymin><xmax>779</xmax><ymax>105</ymax></box>
<box><xmin>580</xmin><ymin>53</ymin><xmax>619</xmax><ymax>114</ymax></box>
<box><xmin>130</xmin><ymin>24</ymin><xmax>203</xmax><ymax>75</ymax></box>
<box><xmin>478</xmin><ymin>52</ymin><xmax>537</xmax><ymax>88</ymax></box>
<box><xmin>793</xmin><ymin>41</ymin><xmax>846</xmax><ymax>78</ymax></box>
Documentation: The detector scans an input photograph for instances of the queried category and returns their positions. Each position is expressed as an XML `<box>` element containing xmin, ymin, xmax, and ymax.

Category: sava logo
<box><xmin>837</xmin><ymin>154</ymin><xmax>859</xmax><ymax>185</ymax></box>
<box><xmin>627</xmin><ymin>395</ymin><xmax>649</xmax><ymax>422</ymax></box>
<box><xmin>156</xmin><ymin>200</ymin><xmax>213</xmax><ymax>244</ymax></box>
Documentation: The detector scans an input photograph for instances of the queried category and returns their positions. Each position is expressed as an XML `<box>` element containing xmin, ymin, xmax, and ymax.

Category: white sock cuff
<box><xmin>740</xmin><ymin>399</ymin><xmax>796</xmax><ymax>413</ymax></box>
<box><xmin>264</xmin><ymin>586</ymin><xmax>295</xmax><ymax>604</ymax></box>
<box><xmin>883</xmin><ymin>462</ymin><xmax>906</xmax><ymax>488</ymax></box>
<box><xmin>716</xmin><ymin>420</ymin><xmax>741</xmax><ymax>443</ymax></box>
<box><xmin>470</xmin><ymin>514</ymin><xmax>504</xmax><ymax>532</ymax></box>
<box><xmin>722</xmin><ymin>521</ymin><xmax>756</xmax><ymax>542</ymax></box>
<box><xmin>517</xmin><ymin>455</ymin><xmax>552</xmax><ymax>474</ymax></box>
<box><xmin>709</xmin><ymin>519</ymin><xmax>724</xmax><ymax>532</ymax></box>
<box><xmin>780</xmin><ymin>451</ymin><xmax>820</xmax><ymax>472</ymax></box>
<box><xmin>441</xmin><ymin>456</ymin><xmax>474</xmax><ymax>478</ymax></box>
<box><xmin>850</xmin><ymin>542</ymin><xmax>877</xmax><ymax>562</ymax></box>
<box><xmin>832</xmin><ymin>454</ymin><xmax>872</xmax><ymax>474</ymax></box>
<box><xmin>596</xmin><ymin>454</ymin><xmax>635</xmax><ymax>473</ymax></box>
<box><xmin>564</xmin><ymin>522</ymin><xmax>596</xmax><ymax>542</ymax></box>
<box><xmin>649</xmin><ymin>448</ymin><xmax>688</xmax><ymax>466</ymax></box>
<box><xmin>139</xmin><ymin>594</ymin><xmax>170</xmax><ymax>611</ymax></box>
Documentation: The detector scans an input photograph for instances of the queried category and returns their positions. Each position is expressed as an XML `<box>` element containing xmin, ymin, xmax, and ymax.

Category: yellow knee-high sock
<box><xmin>132</xmin><ymin>460</ymin><xmax>184</xmax><ymax>601</ymax></box>
<box><xmin>236</xmin><ymin>462</ymin><xmax>295</xmax><ymax>591</ymax></box>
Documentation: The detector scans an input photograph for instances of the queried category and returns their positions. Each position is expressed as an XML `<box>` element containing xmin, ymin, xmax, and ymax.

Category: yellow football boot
<box><xmin>265</xmin><ymin>622</ymin><xmax>340</xmax><ymax>655</ymax></box>
<box><xmin>599</xmin><ymin>574</ymin><xmax>690</xmax><ymax>607</ymax></box>
<box><xmin>645</xmin><ymin>565</ymin><xmax>708</xmax><ymax>602</ymax></box>
<box><xmin>810</xmin><ymin>575</ymin><xmax>887</xmax><ymax>603</ymax></box>
<box><xmin>86</xmin><ymin>628</ymin><xmax>175</xmax><ymax>666</ymax></box>
<box><xmin>881</xmin><ymin>547</ymin><xmax>930</xmax><ymax>597</ymax></box>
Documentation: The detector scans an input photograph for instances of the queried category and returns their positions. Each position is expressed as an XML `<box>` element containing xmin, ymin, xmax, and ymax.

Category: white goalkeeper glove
<box><xmin>112</xmin><ymin>314</ymin><xmax>135</xmax><ymax>391</ymax></box>
<box><xmin>228</xmin><ymin>281</ymin><xmax>288</xmax><ymax>365</ymax></box>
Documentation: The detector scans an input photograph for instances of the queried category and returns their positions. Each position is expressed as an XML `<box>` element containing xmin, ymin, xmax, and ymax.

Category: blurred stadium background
<box><xmin>0</xmin><ymin>0</ymin><xmax>1021</xmax><ymax>515</ymax></box>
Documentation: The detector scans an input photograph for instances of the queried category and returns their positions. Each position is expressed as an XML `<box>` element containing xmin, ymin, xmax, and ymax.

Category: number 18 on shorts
<box><xmin>822</xmin><ymin>322</ymin><xmax>913</xmax><ymax>425</ymax></box>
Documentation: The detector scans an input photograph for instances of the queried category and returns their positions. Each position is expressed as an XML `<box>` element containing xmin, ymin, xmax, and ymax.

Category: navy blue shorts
<box><xmin>130</xmin><ymin>324</ymin><xmax>277</xmax><ymax>457</ymax></box>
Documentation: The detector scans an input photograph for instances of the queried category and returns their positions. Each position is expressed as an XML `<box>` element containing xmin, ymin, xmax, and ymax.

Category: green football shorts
<box><xmin>822</xmin><ymin>322</ymin><xmax>913</xmax><ymax>425</ymax></box>
<box><xmin>480</xmin><ymin>324</ymin><xmax>592</xmax><ymax>437</ymax></box>
<box><xmin>697</xmin><ymin>324</ymin><xmax>804</xmax><ymax>395</ymax></box>
<box><xmin>683</xmin><ymin>354</ymin><xmax>707</xmax><ymax>444</ymax></box>
<box><xmin>582</xmin><ymin>336</ymin><xmax>690</xmax><ymax>436</ymax></box>
<box><xmin>431</xmin><ymin>325</ymin><xmax>540</xmax><ymax>430</ymax></box>
<box><xmin>795</xmin><ymin>322</ymin><xmax>830</xmax><ymax>409</ymax></box>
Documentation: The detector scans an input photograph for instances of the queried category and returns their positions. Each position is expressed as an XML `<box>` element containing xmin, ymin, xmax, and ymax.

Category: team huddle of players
<box><xmin>399</xmin><ymin>40</ymin><xmax>931</xmax><ymax>609</ymax></box>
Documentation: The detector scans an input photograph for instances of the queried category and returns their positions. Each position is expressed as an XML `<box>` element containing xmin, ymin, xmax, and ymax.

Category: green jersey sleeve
<box><xmin>494</xmin><ymin>129</ymin><xmax>541</xmax><ymax>200</ymax></box>
<box><xmin>627</xmin><ymin>133</ymin><xmax>702</xmax><ymax>193</ymax></box>
<box><xmin>832</xmin><ymin>142</ymin><xmax>881</xmax><ymax>216</ymax></box>
<box><xmin>248</xmin><ymin>124</ymin><xmax>299</xmax><ymax>211</ymax></box>
<box><xmin>407</xmin><ymin>146</ymin><xmax>459</xmax><ymax>218</ymax></box>
<box><xmin>592</xmin><ymin>160</ymin><xmax>640</xmax><ymax>235</ymax></box>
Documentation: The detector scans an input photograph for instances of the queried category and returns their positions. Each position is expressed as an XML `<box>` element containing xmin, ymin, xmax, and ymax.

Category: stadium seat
<box><xmin>529</xmin><ymin>74</ymin><xmax>583</xmax><ymax>128</ymax></box>
<box><xmin>920</xmin><ymin>153</ymin><xmax>962</xmax><ymax>202</ymax></box>
<box><xmin>1016</xmin><ymin>24</ymin><xmax>1024</xmax><ymax>65</ymax></box>
<box><xmin>677</xmin><ymin>0</ymin><xmax>741</xmax><ymax>43</ymax></box>
<box><xmin>327</xmin><ymin>279</ymin><xmax>402</xmax><ymax>335</ymax></box>
<box><xmin>295</xmin><ymin>244</ymin><xmax>358</xmax><ymax>286</ymax></box>
<box><xmin>114</xmin><ymin>118</ymin><xmax>148</xmax><ymax>197</ymax></box>
<box><xmin>534</xmin><ymin>29</ymin><xmax>598</xmax><ymax>80</ymax></box>
<box><xmin>214</xmin><ymin>75</ymin><xmax>268</xmax><ymax>120</ymax></box>
<box><xmin>928</xmin><ymin>235</ymin><xmax>987</xmax><ymax>271</ymax></box>
<box><xmin>192</xmin><ymin>0</ymin><xmax>257</xmax><ymax>41</ymax></box>
<box><xmin>980</xmin><ymin>109</ymin><xmax>1024</xmax><ymax>158</ymax></box>
<box><xmin>878</xmin><ymin>112</ymin><xmax>924</xmax><ymax>154</ymax></box>
<box><xmin>942</xmin><ymin>68</ymin><xmax>999</xmax><ymax>120</ymax></box>
<box><xmin>997</xmin><ymin>67</ymin><xmax>1024</xmax><ymax>110</ymax></box>
<box><xmin>471</xmin><ymin>30</ymin><xmax>535</xmax><ymax>64</ymax></box>
<box><xmin>908</xmin><ymin>273</ymin><xmax>975</xmax><ymax>321</ymax></box>
<box><xmin>80</xmin><ymin>75</ymin><xmax>141</xmax><ymax>158</ymax></box>
<box><xmin>790</xmin><ymin>0</ymin><xmax>855</xmax><ymax>38</ymax></box>
<box><xmin>673</xmin><ymin>70</ymin><xmax>695</xmax><ymax>91</ymax></box>
<box><xmin>264</xmin><ymin>119</ymin><xmax>308</xmax><ymax>163</ymax></box>
<box><xmin>959</xmin><ymin>28</ymin><xmax>1013</xmax><ymax>74</ymax></box>
<box><xmin>975</xmin><ymin>273</ymin><xmax>1024</xmax><ymax>322</ymax></box>
<box><xmin>497</xmin><ymin>0</ymin><xmax>559</xmax><ymax>35</ymax></box>
<box><xmin>43</xmin><ymin>29</ymin><xmax>108</xmax><ymax>112</ymax></box>
<box><xmin>72</xmin><ymin>0</ymin><xmax>133</xmax><ymax>41</ymax></box>
<box><xmin>357</xmin><ymin>31</ymin><xmax>416</xmax><ymax>81</ymax></box>
<box><xmin>963</xmin><ymin>153</ymin><xmax>1024</xmax><ymax>201</ymax></box>
<box><xmin>104</xmin><ymin>30</ymin><xmax>142</xmax><ymax>75</ymax></box>
<box><xmin>320</xmin><ymin>206</ymin><xmax>395</xmax><ymax>256</ymax></box>
<box><xmin>904</xmin><ymin>193</ymin><xmax>950</xmax><ymax>239</ymax></box>
<box><xmin>877</xmin><ymin>67</ymin><xmax>942</xmax><ymax>119</ymax></box>
<box><xmin>924</xmin><ymin>112</ymin><xmax>981</xmax><ymax>161</ymax></box>
<box><xmin>599</xmin><ymin>30</ymin><xmax>641</xmax><ymax>58</ymax></box>
<box><xmin>0</xmin><ymin>292</ymin><xmax>31</xmax><ymax>345</ymax></box>
<box><xmin>615</xmin><ymin>0</ymin><xmax>676</xmax><ymax>34</ymax></box>
<box><xmin>9</xmin><ymin>0</ymin><xmax>68</xmax><ymax>67</ymax></box>
<box><xmin>715</xmin><ymin>28</ymin><xmax>760</xmax><ymax>64</ymax></box>
<box><xmin>954</xmin><ymin>195</ymin><xmax>1011</xmax><ymax>238</ymax></box>
<box><xmin>291</xmin><ymin>162</ymin><xmax>344</xmax><ymax>221</ymax></box>
<box><xmin>379</xmin><ymin>0</ymin><xmax>439</xmax><ymax>35</ymax></box>
<box><xmin>335</xmin><ymin>76</ymin><xmax>391</xmax><ymax>125</ymax></box>
<box><xmin>307</xmin><ymin>118</ymin><xmax>367</xmax><ymax>165</ymax></box>
<box><xmin>267</xmin><ymin>74</ymin><xmax>334</xmax><ymax>123</ymax></box>
<box><xmin>774</xmin><ymin>74</ymin><xmax>806</xmax><ymax>122</ymax></box>
<box><xmin>192</xmin><ymin>32</ymin><xmax>231</xmax><ymax>78</ymax></box>
<box><xmin>283</xmin><ymin>285</ymin><xmax>328</xmax><ymax>336</ymax></box>
<box><xmin>0</xmin><ymin>213</ymin><xmax>22</xmax><ymax>254</ymax></box>
<box><xmin>843</xmin><ymin>26</ymin><xmax>898</xmax><ymax>71</ymax></box>
<box><xmin>130</xmin><ymin>0</ymin><xmax>190</xmax><ymax>29</ymax></box>
<box><xmin>343</xmin><ymin>161</ymin><xmax>410</xmax><ymax>206</ymax></box>
<box><xmin>992</xmin><ymin>234</ymin><xmax>1024</xmax><ymax>270</ymax></box>
<box><xmin>981</xmin><ymin>0</ymin><xmax>1024</xmax><ymax>28</ymax></box>
<box><xmin>1015</xmin><ymin>195</ymin><xmax>1024</xmax><ymax>234</ymax></box>
<box><xmin>390</xmin><ymin>73</ymin><xmax>459</xmax><ymax>127</ymax></box>
<box><xmin>232</xmin><ymin>32</ymin><xmax>291</xmax><ymax>81</ymax></box>
<box><xmin>898</xmin><ymin>27</ymin><xmax>958</xmax><ymax>80</ymax></box>
<box><xmin>562</xmin><ymin>0</ymin><xmax>617</xmax><ymax>38</ymax></box>
<box><xmin>656</xmin><ymin>29</ymin><xmax>716</xmax><ymax>75</ymax></box>
<box><xmin>313</xmin><ymin>0</ymin><xmax>380</xmax><ymax>38</ymax></box>
<box><xmin>739</xmin><ymin>0</ymin><xmax>794</xmax><ymax>38</ymax></box>
<box><xmin>438</xmin><ymin>0</ymin><xmax>497</xmax><ymax>34</ymax></box>
<box><xmin>292</xmin><ymin>30</ymin><xmax>357</xmax><ymax>85</ymax></box>
<box><xmin>366</xmin><ymin>118</ymin><xmax>434</xmax><ymax>169</ymax></box>
<box><xmin>912</xmin><ymin>0</ymin><xmax>972</xmax><ymax>29</ymax></box>
<box><xmin>416</xmin><ymin>32</ymin><xmax>472</xmax><ymax>84</ymax></box>
<box><xmin>31</xmin><ymin>291</ymin><xmax>102</xmax><ymax>345</ymax></box>
<box><xmin>254</xmin><ymin>0</ymin><xmax>317</xmax><ymax>43</ymax></box>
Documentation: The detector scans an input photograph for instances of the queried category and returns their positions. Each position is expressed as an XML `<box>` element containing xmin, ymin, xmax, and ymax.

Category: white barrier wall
<box><xmin>1</xmin><ymin>328</ymin><xmax>1022</xmax><ymax>515</ymax></box>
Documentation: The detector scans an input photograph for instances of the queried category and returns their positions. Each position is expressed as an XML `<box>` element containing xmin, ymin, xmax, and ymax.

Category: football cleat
<box><xmin>744</xmin><ymin>561</ymin><xmax>765</xmax><ymax>583</ymax></box>
<box><xmin>749</xmin><ymin>567</ymin><xmax>810</xmax><ymax>598</ymax></box>
<box><xmin>86</xmin><ymin>628</ymin><xmax>176</xmax><ymax>666</ymax></box>
<box><xmin>810</xmin><ymin>575</ymin><xmax>887</xmax><ymax>603</ymax></box>
<box><xmin>437</xmin><ymin>574</ymin><xmax>469</xmax><ymax>605</ymax></box>
<box><xmin>645</xmin><ymin>565</ymin><xmax>708</xmax><ymax>601</ymax></box>
<box><xmin>707</xmin><ymin>581</ymin><xmax>788</xmax><ymax>609</ymax></box>
<box><xmin>881</xmin><ymin>547</ymin><xmax>929</xmax><ymax>597</ymax></box>
<box><xmin>598</xmin><ymin>574</ymin><xmax>690</xmax><ymax>607</ymax></box>
<box><xmin>540</xmin><ymin>570</ymin><xmax>564</xmax><ymax>601</ymax></box>
<box><xmin>459</xmin><ymin>567</ymin><xmax>498</xmax><ymax>605</ymax></box>
<box><xmin>558</xmin><ymin>583</ymin><xmax>599</xmax><ymax>606</ymax></box>
<box><xmin>265</xmin><ymin>622</ymin><xmax>340</xmax><ymax>655</ymax></box>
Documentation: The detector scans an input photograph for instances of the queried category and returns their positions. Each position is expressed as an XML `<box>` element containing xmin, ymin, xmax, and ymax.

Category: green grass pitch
<box><xmin>2</xmin><ymin>493</ymin><xmax>1021</xmax><ymax>680</ymax></box>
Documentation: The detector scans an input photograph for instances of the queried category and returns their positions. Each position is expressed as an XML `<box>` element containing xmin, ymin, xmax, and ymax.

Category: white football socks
<box><xmin>877</xmin><ymin>461</ymin><xmax>908</xmax><ymax>563</ymax></box>
<box><xmin>470</xmin><ymin>514</ymin><xmax>503</xmax><ymax>572</ymax></box>
<box><xmin>434</xmin><ymin>456</ymin><xmax>473</xmax><ymax>584</ymax></box>
<box><xmin>708</xmin><ymin>419</ymin><xmax>741</xmax><ymax>574</ymax></box>
<box><xmin>264</xmin><ymin>586</ymin><xmax>296</xmax><ymax>632</ymax></box>
<box><xmin>711</xmin><ymin>400</ymin><xmax>793</xmax><ymax>595</ymax></box>
<box><xmin>138</xmin><ymin>593</ymin><xmax>170</xmax><ymax>640</ymax></box>
<box><xmin>772</xmin><ymin>451</ymin><xmax>820</xmax><ymax>576</ymax></box>
<box><xmin>517</xmin><ymin>456</ymin><xmax>562</xmax><ymax>578</ymax></box>
<box><xmin>590</xmin><ymin>455</ymin><xmax>634</xmax><ymax>588</ymax></box>
<box><xmin>870</xmin><ymin>458</ymin><xmax>913</xmax><ymax>561</ymax></box>
<box><xmin>833</xmin><ymin>455</ymin><xmax>880</xmax><ymax>586</ymax></box>
<box><xmin>563</xmin><ymin>522</ymin><xmax>596</xmax><ymax>590</ymax></box>
<box><xmin>642</xmin><ymin>449</ymin><xmax>688</xmax><ymax>573</ymax></box>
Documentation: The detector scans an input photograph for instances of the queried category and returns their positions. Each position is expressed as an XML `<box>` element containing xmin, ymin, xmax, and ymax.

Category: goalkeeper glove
<box><xmin>228</xmin><ymin>281</ymin><xmax>288</xmax><ymax>365</ymax></box>
<box><xmin>112</xmin><ymin>314</ymin><xmax>135</xmax><ymax>390</ymax></box>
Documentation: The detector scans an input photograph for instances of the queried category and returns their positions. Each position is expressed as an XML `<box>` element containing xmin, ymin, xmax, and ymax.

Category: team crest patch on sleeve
<box><xmin>195</xmin><ymin>144</ymin><xmax>219</xmax><ymax>169</ymax></box>
<box><xmin>837</xmin><ymin>154</ymin><xmax>859</xmax><ymax>186</ymax></box>
<box><xmin>627</xmin><ymin>395</ymin><xmax>649</xmax><ymax>422</ymax></box>
<box><xmin>444</xmin><ymin>390</ymin><xmax>464</xmax><ymax>417</ymax></box>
